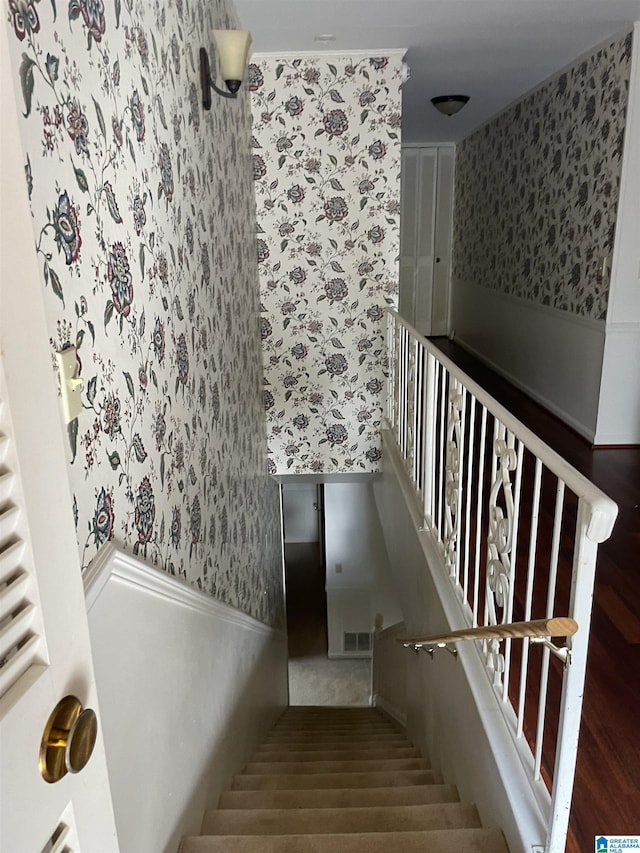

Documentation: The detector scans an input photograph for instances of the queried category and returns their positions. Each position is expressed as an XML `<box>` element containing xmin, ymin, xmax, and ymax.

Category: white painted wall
<box><xmin>86</xmin><ymin>546</ymin><xmax>288</xmax><ymax>853</ymax></box>
<box><xmin>372</xmin><ymin>432</ymin><xmax>546</xmax><ymax>853</ymax></box>
<box><xmin>451</xmin><ymin>280</ymin><xmax>605</xmax><ymax>441</ymax></box>
<box><xmin>324</xmin><ymin>482</ymin><xmax>402</xmax><ymax>657</ymax></box>
<box><xmin>372</xmin><ymin>622</ymin><xmax>407</xmax><ymax>726</ymax></box>
<box><xmin>596</xmin><ymin>23</ymin><xmax>640</xmax><ymax>445</ymax></box>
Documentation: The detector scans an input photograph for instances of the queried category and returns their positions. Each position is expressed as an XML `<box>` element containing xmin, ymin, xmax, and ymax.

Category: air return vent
<box><xmin>343</xmin><ymin>632</ymin><xmax>372</xmax><ymax>653</ymax></box>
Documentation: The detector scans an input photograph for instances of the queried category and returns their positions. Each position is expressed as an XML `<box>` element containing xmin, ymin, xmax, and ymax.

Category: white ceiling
<box><xmin>235</xmin><ymin>0</ymin><xmax>640</xmax><ymax>144</ymax></box>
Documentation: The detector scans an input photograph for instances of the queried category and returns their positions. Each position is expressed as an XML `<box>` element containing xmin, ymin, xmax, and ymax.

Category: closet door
<box><xmin>413</xmin><ymin>149</ymin><xmax>438</xmax><ymax>336</ymax></box>
<box><xmin>431</xmin><ymin>147</ymin><xmax>454</xmax><ymax>336</ymax></box>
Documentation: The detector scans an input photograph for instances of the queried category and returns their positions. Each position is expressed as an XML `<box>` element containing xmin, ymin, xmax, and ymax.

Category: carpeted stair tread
<box><xmin>281</xmin><ymin>704</ymin><xmax>381</xmax><ymax>710</ymax></box>
<box><xmin>217</xmin><ymin>783</ymin><xmax>460</xmax><ymax>810</ymax></box>
<box><xmin>201</xmin><ymin>802</ymin><xmax>480</xmax><ymax>835</ymax></box>
<box><xmin>231</xmin><ymin>769</ymin><xmax>442</xmax><ymax>790</ymax></box>
<box><xmin>255</xmin><ymin>738</ymin><xmax>413</xmax><ymax>752</ymax></box>
<box><xmin>271</xmin><ymin>724</ymin><xmax>400</xmax><ymax>736</ymax></box>
<box><xmin>249</xmin><ymin>747</ymin><xmax>421</xmax><ymax>763</ymax></box>
<box><xmin>243</xmin><ymin>757</ymin><xmax>429</xmax><ymax>775</ymax></box>
<box><xmin>278</xmin><ymin>708</ymin><xmax>386</xmax><ymax>718</ymax></box>
<box><xmin>180</xmin><ymin>827</ymin><xmax>509</xmax><ymax>853</ymax></box>
<box><xmin>274</xmin><ymin>719</ymin><xmax>391</xmax><ymax>728</ymax></box>
<box><xmin>263</xmin><ymin>730</ymin><xmax>407</xmax><ymax>743</ymax></box>
<box><xmin>181</xmin><ymin>707</ymin><xmax>509</xmax><ymax>853</ymax></box>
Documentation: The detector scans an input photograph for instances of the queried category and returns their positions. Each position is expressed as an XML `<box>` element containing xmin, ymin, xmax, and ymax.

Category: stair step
<box><xmin>202</xmin><ymin>802</ymin><xmax>480</xmax><ymax>835</ymax></box>
<box><xmin>243</xmin><ymin>758</ymin><xmax>429</xmax><ymax>775</ymax></box>
<box><xmin>279</xmin><ymin>707</ymin><xmax>384</xmax><ymax>715</ymax></box>
<box><xmin>218</xmin><ymin>784</ymin><xmax>459</xmax><ymax>811</ymax></box>
<box><xmin>180</xmin><ymin>827</ymin><xmax>509</xmax><ymax>852</ymax></box>
<box><xmin>231</xmin><ymin>769</ymin><xmax>442</xmax><ymax>791</ymax></box>
<box><xmin>280</xmin><ymin>708</ymin><xmax>384</xmax><ymax>716</ymax></box>
<box><xmin>275</xmin><ymin>716</ymin><xmax>387</xmax><ymax>726</ymax></box>
<box><xmin>250</xmin><ymin>747</ymin><xmax>421</xmax><ymax>763</ymax></box>
<box><xmin>271</xmin><ymin>724</ymin><xmax>400</xmax><ymax>735</ymax></box>
<box><xmin>275</xmin><ymin>715</ymin><xmax>395</xmax><ymax>724</ymax></box>
<box><xmin>255</xmin><ymin>738</ymin><xmax>413</xmax><ymax>752</ymax></box>
<box><xmin>263</xmin><ymin>730</ymin><xmax>406</xmax><ymax>743</ymax></box>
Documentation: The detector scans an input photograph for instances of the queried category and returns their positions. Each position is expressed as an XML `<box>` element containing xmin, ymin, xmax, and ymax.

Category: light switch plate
<box><xmin>55</xmin><ymin>346</ymin><xmax>83</xmax><ymax>423</ymax></box>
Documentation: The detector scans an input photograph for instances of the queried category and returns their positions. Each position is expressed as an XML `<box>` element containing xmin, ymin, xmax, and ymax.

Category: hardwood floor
<box><xmin>284</xmin><ymin>542</ymin><xmax>328</xmax><ymax>659</ymax></box>
<box><xmin>431</xmin><ymin>338</ymin><xmax>640</xmax><ymax>852</ymax></box>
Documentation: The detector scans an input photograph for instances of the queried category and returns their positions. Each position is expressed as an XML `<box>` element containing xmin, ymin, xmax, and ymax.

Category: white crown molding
<box><xmin>84</xmin><ymin>542</ymin><xmax>285</xmax><ymax>639</ymax></box>
<box><xmin>251</xmin><ymin>49</ymin><xmax>407</xmax><ymax>61</ymax></box>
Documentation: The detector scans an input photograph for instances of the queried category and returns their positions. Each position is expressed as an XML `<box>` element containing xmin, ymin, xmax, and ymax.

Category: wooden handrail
<box><xmin>397</xmin><ymin>617</ymin><xmax>578</xmax><ymax>648</ymax></box>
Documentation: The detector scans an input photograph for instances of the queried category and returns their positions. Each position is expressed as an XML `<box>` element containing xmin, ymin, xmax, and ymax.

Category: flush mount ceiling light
<box><xmin>200</xmin><ymin>29</ymin><xmax>252</xmax><ymax>109</ymax></box>
<box><xmin>314</xmin><ymin>33</ymin><xmax>336</xmax><ymax>42</ymax></box>
<box><xmin>431</xmin><ymin>95</ymin><xmax>470</xmax><ymax>116</ymax></box>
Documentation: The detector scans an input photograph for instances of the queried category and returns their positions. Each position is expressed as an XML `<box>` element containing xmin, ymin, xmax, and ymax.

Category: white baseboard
<box><xmin>372</xmin><ymin>694</ymin><xmax>407</xmax><ymax>728</ymax></box>
<box><xmin>595</xmin><ymin>322</ymin><xmax>640</xmax><ymax>444</ymax></box>
<box><xmin>452</xmin><ymin>279</ymin><xmax>605</xmax><ymax>442</ymax></box>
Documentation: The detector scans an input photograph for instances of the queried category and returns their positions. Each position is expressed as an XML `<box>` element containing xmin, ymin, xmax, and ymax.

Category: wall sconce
<box><xmin>430</xmin><ymin>95</ymin><xmax>470</xmax><ymax>116</ymax></box>
<box><xmin>200</xmin><ymin>30</ymin><xmax>252</xmax><ymax>109</ymax></box>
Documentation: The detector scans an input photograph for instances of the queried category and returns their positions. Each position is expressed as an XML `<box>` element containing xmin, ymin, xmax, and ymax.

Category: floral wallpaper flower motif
<box><xmin>251</xmin><ymin>54</ymin><xmax>402</xmax><ymax>474</ymax></box>
<box><xmin>454</xmin><ymin>33</ymin><xmax>632</xmax><ymax>321</ymax></box>
<box><xmin>5</xmin><ymin>0</ymin><xmax>284</xmax><ymax>628</ymax></box>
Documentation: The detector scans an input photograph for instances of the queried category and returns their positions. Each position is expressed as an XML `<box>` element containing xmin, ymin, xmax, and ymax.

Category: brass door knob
<box><xmin>40</xmin><ymin>695</ymin><xmax>98</xmax><ymax>783</ymax></box>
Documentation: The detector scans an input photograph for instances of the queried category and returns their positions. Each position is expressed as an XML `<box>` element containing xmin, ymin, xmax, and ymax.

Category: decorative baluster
<box><xmin>483</xmin><ymin>423</ymin><xmax>518</xmax><ymax>687</ymax></box>
<box><xmin>501</xmin><ymin>435</ymin><xmax>525</xmax><ymax>703</ymax></box>
<box><xmin>444</xmin><ymin>378</ymin><xmax>463</xmax><ymax>578</ymax></box>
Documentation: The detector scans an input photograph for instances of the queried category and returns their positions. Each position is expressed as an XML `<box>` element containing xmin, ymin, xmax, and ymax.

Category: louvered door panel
<box><xmin>0</xmin><ymin>389</ymin><xmax>48</xmax><ymax>700</ymax></box>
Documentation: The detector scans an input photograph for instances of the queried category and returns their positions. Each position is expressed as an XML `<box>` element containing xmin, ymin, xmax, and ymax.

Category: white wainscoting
<box><xmin>595</xmin><ymin>322</ymin><xmax>640</xmax><ymax>444</ymax></box>
<box><xmin>85</xmin><ymin>544</ymin><xmax>288</xmax><ymax>853</ymax></box>
<box><xmin>451</xmin><ymin>278</ymin><xmax>606</xmax><ymax>442</ymax></box>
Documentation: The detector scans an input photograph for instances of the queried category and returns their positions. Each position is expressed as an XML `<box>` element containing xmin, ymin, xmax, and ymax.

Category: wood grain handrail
<box><xmin>397</xmin><ymin>617</ymin><xmax>578</xmax><ymax>648</ymax></box>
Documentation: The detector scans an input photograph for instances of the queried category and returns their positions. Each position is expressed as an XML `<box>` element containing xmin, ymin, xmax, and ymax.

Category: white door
<box><xmin>0</xmin><ymin>26</ymin><xmax>118</xmax><ymax>853</ymax></box>
<box><xmin>399</xmin><ymin>147</ymin><xmax>454</xmax><ymax>337</ymax></box>
<box><xmin>414</xmin><ymin>148</ymin><xmax>438</xmax><ymax>337</ymax></box>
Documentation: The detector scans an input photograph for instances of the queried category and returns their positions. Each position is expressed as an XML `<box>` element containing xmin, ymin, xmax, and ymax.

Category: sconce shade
<box><xmin>200</xmin><ymin>29</ymin><xmax>252</xmax><ymax>108</ymax></box>
<box><xmin>431</xmin><ymin>95</ymin><xmax>470</xmax><ymax>116</ymax></box>
<box><xmin>213</xmin><ymin>29</ymin><xmax>252</xmax><ymax>93</ymax></box>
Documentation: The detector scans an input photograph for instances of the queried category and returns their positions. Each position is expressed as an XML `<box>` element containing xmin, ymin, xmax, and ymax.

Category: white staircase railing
<box><xmin>385</xmin><ymin>309</ymin><xmax>618</xmax><ymax>853</ymax></box>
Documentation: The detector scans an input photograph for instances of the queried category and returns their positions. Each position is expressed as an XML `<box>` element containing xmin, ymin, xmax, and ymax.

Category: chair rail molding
<box><xmin>84</xmin><ymin>542</ymin><xmax>285</xmax><ymax>638</ymax></box>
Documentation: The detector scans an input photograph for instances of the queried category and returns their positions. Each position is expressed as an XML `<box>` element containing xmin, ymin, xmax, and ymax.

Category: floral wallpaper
<box><xmin>250</xmin><ymin>54</ymin><xmax>402</xmax><ymax>473</ymax></box>
<box><xmin>454</xmin><ymin>33</ymin><xmax>632</xmax><ymax>321</ymax></box>
<box><xmin>5</xmin><ymin>0</ymin><xmax>284</xmax><ymax>628</ymax></box>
